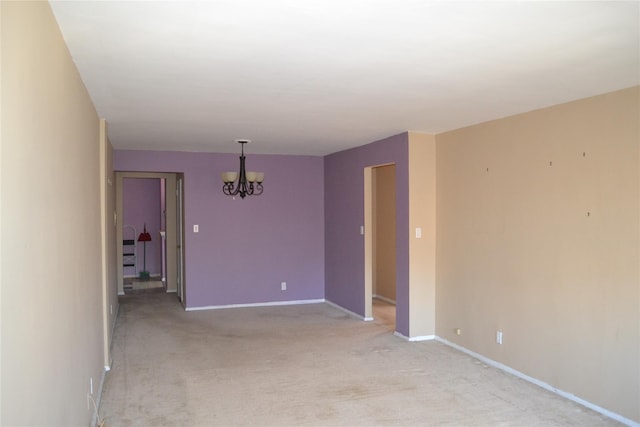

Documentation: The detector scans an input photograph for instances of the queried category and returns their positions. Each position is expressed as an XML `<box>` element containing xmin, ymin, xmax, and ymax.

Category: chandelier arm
<box><xmin>223</xmin><ymin>182</ymin><xmax>239</xmax><ymax>196</ymax></box>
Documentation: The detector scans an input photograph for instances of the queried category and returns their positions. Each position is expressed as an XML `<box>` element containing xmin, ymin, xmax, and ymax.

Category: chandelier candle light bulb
<box><xmin>221</xmin><ymin>139</ymin><xmax>264</xmax><ymax>199</ymax></box>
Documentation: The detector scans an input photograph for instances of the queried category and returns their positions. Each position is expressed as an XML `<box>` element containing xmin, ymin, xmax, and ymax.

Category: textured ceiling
<box><xmin>49</xmin><ymin>1</ymin><xmax>639</xmax><ymax>156</ymax></box>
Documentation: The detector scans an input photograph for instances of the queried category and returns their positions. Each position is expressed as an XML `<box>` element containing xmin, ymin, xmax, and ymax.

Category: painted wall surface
<box><xmin>1</xmin><ymin>2</ymin><xmax>105</xmax><ymax>425</ymax></box>
<box><xmin>408</xmin><ymin>132</ymin><xmax>437</xmax><ymax>338</ymax></box>
<box><xmin>123</xmin><ymin>178</ymin><xmax>162</xmax><ymax>276</ymax></box>
<box><xmin>114</xmin><ymin>150</ymin><xmax>325</xmax><ymax>307</ymax></box>
<box><xmin>373</xmin><ymin>165</ymin><xmax>396</xmax><ymax>302</ymax></box>
<box><xmin>100</xmin><ymin>121</ymin><xmax>118</xmax><ymax>367</ymax></box>
<box><xmin>324</xmin><ymin>133</ymin><xmax>409</xmax><ymax>335</ymax></box>
<box><xmin>435</xmin><ymin>87</ymin><xmax>640</xmax><ymax>422</ymax></box>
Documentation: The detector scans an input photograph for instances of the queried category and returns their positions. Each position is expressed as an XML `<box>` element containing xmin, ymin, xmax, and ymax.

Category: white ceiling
<box><xmin>49</xmin><ymin>1</ymin><xmax>639</xmax><ymax>156</ymax></box>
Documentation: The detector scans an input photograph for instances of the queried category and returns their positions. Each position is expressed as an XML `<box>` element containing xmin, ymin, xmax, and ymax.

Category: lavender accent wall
<box><xmin>114</xmin><ymin>150</ymin><xmax>325</xmax><ymax>308</ymax></box>
<box><xmin>324</xmin><ymin>133</ymin><xmax>410</xmax><ymax>336</ymax></box>
<box><xmin>123</xmin><ymin>178</ymin><xmax>162</xmax><ymax>276</ymax></box>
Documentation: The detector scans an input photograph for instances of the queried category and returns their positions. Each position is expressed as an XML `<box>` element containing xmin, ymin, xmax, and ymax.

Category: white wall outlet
<box><xmin>281</xmin><ymin>282</ymin><xmax>287</xmax><ymax>291</ymax></box>
<box><xmin>496</xmin><ymin>331</ymin><xmax>503</xmax><ymax>345</ymax></box>
<box><xmin>455</xmin><ymin>328</ymin><xmax>461</xmax><ymax>336</ymax></box>
<box><xmin>415</xmin><ymin>227</ymin><xmax>422</xmax><ymax>238</ymax></box>
<box><xmin>193</xmin><ymin>224</ymin><xmax>199</xmax><ymax>233</ymax></box>
<box><xmin>360</xmin><ymin>225</ymin><xmax>364</xmax><ymax>235</ymax></box>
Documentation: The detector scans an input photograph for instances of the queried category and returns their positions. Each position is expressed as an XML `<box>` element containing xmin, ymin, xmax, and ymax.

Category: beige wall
<box><xmin>408</xmin><ymin>132</ymin><xmax>437</xmax><ymax>337</ymax></box>
<box><xmin>435</xmin><ymin>87</ymin><xmax>639</xmax><ymax>422</ymax></box>
<box><xmin>373</xmin><ymin>165</ymin><xmax>396</xmax><ymax>302</ymax></box>
<box><xmin>1</xmin><ymin>2</ymin><xmax>107</xmax><ymax>425</ymax></box>
<box><xmin>100</xmin><ymin>120</ymin><xmax>118</xmax><ymax>367</ymax></box>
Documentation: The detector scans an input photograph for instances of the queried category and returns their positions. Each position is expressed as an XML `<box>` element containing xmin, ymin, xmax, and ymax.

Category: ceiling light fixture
<box><xmin>221</xmin><ymin>139</ymin><xmax>264</xmax><ymax>199</ymax></box>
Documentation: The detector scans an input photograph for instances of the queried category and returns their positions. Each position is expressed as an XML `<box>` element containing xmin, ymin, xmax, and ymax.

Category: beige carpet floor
<box><xmin>98</xmin><ymin>293</ymin><xmax>620</xmax><ymax>426</ymax></box>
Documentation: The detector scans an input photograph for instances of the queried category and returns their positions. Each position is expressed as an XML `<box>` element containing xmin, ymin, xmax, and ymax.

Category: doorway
<box><xmin>115</xmin><ymin>172</ymin><xmax>185</xmax><ymax>301</ymax></box>
<box><xmin>122</xmin><ymin>177</ymin><xmax>163</xmax><ymax>293</ymax></box>
<box><xmin>364</xmin><ymin>164</ymin><xmax>397</xmax><ymax>331</ymax></box>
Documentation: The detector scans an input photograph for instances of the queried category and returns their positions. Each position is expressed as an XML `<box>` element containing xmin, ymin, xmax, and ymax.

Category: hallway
<box><xmin>372</xmin><ymin>297</ymin><xmax>395</xmax><ymax>331</ymax></box>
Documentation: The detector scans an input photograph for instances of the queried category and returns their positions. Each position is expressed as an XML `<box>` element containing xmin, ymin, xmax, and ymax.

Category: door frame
<box><xmin>115</xmin><ymin>172</ymin><xmax>183</xmax><ymax>296</ymax></box>
<box><xmin>176</xmin><ymin>173</ymin><xmax>186</xmax><ymax>307</ymax></box>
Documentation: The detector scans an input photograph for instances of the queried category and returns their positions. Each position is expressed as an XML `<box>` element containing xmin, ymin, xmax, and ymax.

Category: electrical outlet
<box><xmin>455</xmin><ymin>328</ymin><xmax>461</xmax><ymax>336</ymax></box>
<box><xmin>496</xmin><ymin>331</ymin><xmax>503</xmax><ymax>345</ymax></box>
<box><xmin>281</xmin><ymin>282</ymin><xmax>287</xmax><ymax>291</ymax></box>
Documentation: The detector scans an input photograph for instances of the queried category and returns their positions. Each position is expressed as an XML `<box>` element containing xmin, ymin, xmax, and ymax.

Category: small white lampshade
<box><xmin>221</xmin><ymin>172</ymin><xmax>237</xmax><ymax>183</ymax></box>
<box><xmin>246</xmin><ymin>171</ymin><xmax>258</xmax><ymax>182</ymax></box>
<box><xmin>255</xmin><ymin>172</ymin><xmax>264</xmax><ymax>183</ymax></box>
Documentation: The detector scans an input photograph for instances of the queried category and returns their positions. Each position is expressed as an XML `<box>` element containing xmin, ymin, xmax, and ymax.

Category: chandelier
<box><xmin>221</xmin><ymin>139</ymin><xmax>264</xmax><ymax>199</ymax></box>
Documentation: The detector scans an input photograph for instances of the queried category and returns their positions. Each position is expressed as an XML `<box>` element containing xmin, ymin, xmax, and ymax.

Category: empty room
<box><xmin>1</xmin><ymin>1</ymin><xmax>638</xmax><ymax>426</ymax></box>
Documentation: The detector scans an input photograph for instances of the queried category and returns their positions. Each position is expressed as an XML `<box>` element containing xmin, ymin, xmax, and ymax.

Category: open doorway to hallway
<box><xmin>365</xmin><ymin>164</ymin><xmax>397</xmax><ymax>331</ymax></box>
<box><xmin>372</xmin><ymin>298</ymin><xmax>395</xmax><ymax>331</ymax></box>
<box><xmin>121</xmin><ymin>177</ymin><xmax>165</xmax><ymax>294</ymax></box>
<box><xmin>116</xmin><ymin>172</ymin><xmax>185</xmax><ymax>306</ymax></box>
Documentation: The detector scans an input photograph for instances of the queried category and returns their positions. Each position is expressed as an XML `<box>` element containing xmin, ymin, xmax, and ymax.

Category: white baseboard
<box><xmin>394</xmin><ymin>331</ymin><xmax>435</xmax><ymax>342</ymax></box>
<box><xmin>185</xmin><ymin>298</ymin><xmax>325</xmax><ymax>311</ymax></box>
<box><xmin>435</xmin><ymin>337</ymin><xmax>639</xmax><ymax>427</ymax></box>
<box><xmin>186</xmin><ymin>298</ymin><xmax>378</xmax><ymax>322</ymax></box>
<box><xmin>109</xmin><ymin>302</ymin><xmax>119</xmax><ymax>349</ymax></box>
<box><xmin>325</xmin><ymin>300</ymin><xmax>373</xmax><ymax>321</ymax></box>
<box><xmin>91</xmin><ymin>365</ymin><xmax>110</xmax><ymax>427</ymax></box>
